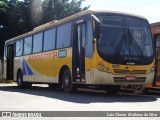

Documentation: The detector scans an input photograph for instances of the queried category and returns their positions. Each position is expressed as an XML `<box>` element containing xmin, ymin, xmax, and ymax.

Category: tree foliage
<box><xmin>42</xmin><ymin>0</ymin><xmax>89</xmax><ymax>23</ymax></box>
<box><xmin>0</xmin><ymin>0</ymin><xmax>89</xmax><ymax>58</ymax></box>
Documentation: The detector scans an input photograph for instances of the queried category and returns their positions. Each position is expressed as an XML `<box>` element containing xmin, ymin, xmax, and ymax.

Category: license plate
<box><xmin>125</xmin><ymin>76</ymin><xmax>136</xmax><ymax>80</ymax></box>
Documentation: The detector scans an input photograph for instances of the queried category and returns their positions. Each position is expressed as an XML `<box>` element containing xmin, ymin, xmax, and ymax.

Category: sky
<box><xmin>82</xmin><ymin>0</ymin><xmax>160</xmax><ymax>23</ymax></box>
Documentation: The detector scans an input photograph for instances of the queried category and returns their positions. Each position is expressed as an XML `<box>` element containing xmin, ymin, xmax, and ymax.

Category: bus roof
<box><xmin>5</xmin><ymin>10</ymin><xmax>147</xmax><ymax>44</ymax></box>
<box><xmin>93</xmin><ymin>10</ymin><xmax>147</xmax><ymax>20</ymax></box>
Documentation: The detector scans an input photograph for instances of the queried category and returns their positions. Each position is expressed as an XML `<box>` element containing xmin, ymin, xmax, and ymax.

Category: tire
<box><xmin>131</xmin><ymin>84</ymin><xmax>148</xmax><ymax>95</ymax></box>
<box><xmin>17</xmin><ymin>71</ymin><xmax>32</xmax><ymax>88</ymax></box>
<box><xmin>106</xmin><ymin>85</ymin><xmax>120</xmax><ymax>94</ymax></box>
<box><xmin>62</xmin><ymin>69</ymin><xmax>77</xmax><ymax>93</ymax></box>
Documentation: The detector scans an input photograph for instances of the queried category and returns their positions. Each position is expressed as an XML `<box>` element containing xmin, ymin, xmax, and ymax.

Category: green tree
<box><xmin>42</xmin><ymin>0</ymin><xmax>90</xmax><ymax>23</ymax></box>
<box><xmin>0</xmin><ymin>0</ymin><xmax>8</xmax><ymax>38</ymax></box>
<box><xmin>0</xmin><ymin>0</ymin><xmax>9</xmax><ymax>58</ymax></box>
<box><xmin>0</xmin><ymin>0</ymin><xmax>33</xmax><ymax>40</ymax></box>
<box><xmin>0</xmin><ymin>0</ymin><xmax>89</xmax><ymax>58</ymax></box>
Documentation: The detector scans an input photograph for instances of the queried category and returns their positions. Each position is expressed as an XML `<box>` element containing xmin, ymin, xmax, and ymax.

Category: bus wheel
<box><xmin>106</xmin><ymin>85</ymin><xmax>120</xmax><ymax>94</ymax></box>
<box><xmin>62</xmin><ymin>69</ymin><xmax>76</xmax><ymax>93</ymax></box>
<box><xmin>131</xmin><ymin>84</ymin><xmax>148</xmax><ymax>95</ymax></box>
<box><xmin>17</xmin><ymin>71</ymin><xmax>31</xmax><ymax>88</ymax></box>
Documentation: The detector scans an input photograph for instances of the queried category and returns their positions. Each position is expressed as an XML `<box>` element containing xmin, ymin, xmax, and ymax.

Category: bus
<box><xmin>132</xmin><ymin>22</ymin><xmax>160</xmax><ymax>94</ymax></box>
<box><xmin>4</xmin><ymin>10</ymin><xmax>155</xmax><ymax>93</ymax></box>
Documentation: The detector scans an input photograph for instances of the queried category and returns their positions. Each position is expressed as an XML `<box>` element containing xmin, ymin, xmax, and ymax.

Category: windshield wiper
<box><xmin>114</xmin><ymin>26</ymin><xmax>126</xmax><ymax>55</ymax></box>
<box><xmin>127</xmin><ymin>27</ymin><xmax>144</xmax><ymax>57</ymax></box>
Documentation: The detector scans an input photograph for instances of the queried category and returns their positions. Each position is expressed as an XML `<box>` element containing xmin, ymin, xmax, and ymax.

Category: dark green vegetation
<box><xmin>0</xmin><ymin>0</ymin><xmax>89</xmax><ymax>58</ymax></box>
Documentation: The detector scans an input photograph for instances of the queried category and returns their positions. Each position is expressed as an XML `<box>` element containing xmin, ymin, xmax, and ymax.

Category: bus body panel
<box><xmin>85</xmin><ymin>58</ymin><xmax>94</xmax><ymax>84</ymax></box>
<box><xmin>93</xmin><ymin>40</ymin><xmax>155</xmax><ymax>85</ymax></box>
<box><xmin>93</xmin><ymin>68</ymin><xmax>154</xmax><ymax>85</ymax></box>
<box><xmin>29</xmin><ymin>51</ymin><xmax>56</xmax><ymax>83</ymax></box>
<box><xmin>16</xmin><ymin>48</ymin><xmax>73</xmax><ymax>83</ymax></box>
<box><xmin>54</xmin><ymin>48</ymin><xmax>72</xmax><ymax>83</ymax></box>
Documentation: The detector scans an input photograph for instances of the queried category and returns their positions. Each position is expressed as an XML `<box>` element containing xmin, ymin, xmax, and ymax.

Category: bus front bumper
<box><xmin>93</xmin><ymin>68</ymin><xmax>155</xmax><ymax>85</ymax></box>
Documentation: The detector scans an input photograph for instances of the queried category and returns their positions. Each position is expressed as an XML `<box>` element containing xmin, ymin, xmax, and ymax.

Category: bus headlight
<box><xmin>98</xmin><ymin>63</ymin><xmax>109</xmax><ymax>72</ymax></box>
<box><xmin>101</xmin><ymin>65</ymin><xmax>104</xmax><ymax>69</ymax></box>
<box><xmin>150</xmin><ymin>66</ymin><xmax>155</xmax><ymax>73</ymax></box>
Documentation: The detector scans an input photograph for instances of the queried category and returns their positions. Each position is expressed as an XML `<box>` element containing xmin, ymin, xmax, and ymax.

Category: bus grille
<box><xmin>114</xmin><ymin>77</ymin><xmax>146</xmax><ymax>83</ymax></box>
<box><xmin>114</xmin><ymin>69</ymin><xmax>147</xmax><ymax>74</ymax></box>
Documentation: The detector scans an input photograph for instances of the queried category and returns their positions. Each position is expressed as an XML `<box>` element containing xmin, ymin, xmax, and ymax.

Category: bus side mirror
<box><xmin>91</xmin><ymin>15</ymin><xmax>100</xmax><ymax>40</ymax></box>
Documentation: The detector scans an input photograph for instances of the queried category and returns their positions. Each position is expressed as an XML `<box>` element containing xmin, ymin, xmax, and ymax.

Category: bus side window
<box><xmin>24</xmin><ymin>36</ymin><xmax>32</xmax><ymax>55</ymax></box>
<box><xmin>33</xmin><ymin>32</ymin><xmax>43</xmax><ymax>53</ymax></box>
<box><xmin>85</xmin><ymin>20</ymin><xmax>93</xmax><ymax>58</ymax></box>
<box><xmin>5</xmin><ymin>46</ymin><xmax>7</xmax><ymax>58</ymax></box>
<box><xmin>16</xmin><ymin>39</ymin><xmax>23</xmax><ymax>56</ymax></box>
<box><xmin>43</xmin><ymin>29</ymin><xmax>56</xmax><ymax>51</ymax></box>
<box><xmin>57</xmin><ymin>23</ymin><xmax>71</xmax><ymax>49</ymax></box>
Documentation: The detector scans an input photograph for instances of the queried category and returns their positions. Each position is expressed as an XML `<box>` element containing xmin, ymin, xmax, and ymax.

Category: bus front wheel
<box><xmin>17</xmin><ymin>71</ymin><xmax>32</xmax><ymax>88</ymax></box>
<box><xmin>62</xmin><ymin>69</ymin><xmax>76</xmax><ymax>93</ymax></box>
<box><xmin>131</xmin><ymin>84</ymin><xmax>148</xmax><ymax>95</ymax></box>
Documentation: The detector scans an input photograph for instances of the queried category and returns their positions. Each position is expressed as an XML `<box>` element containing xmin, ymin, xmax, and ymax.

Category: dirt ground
<box><xmin>0</xmin><ymin>78</ymin><xmax>13</xmax><ymax>83</ymax></box>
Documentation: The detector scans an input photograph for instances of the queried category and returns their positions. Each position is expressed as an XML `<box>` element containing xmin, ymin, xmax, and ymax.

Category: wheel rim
<box><xmin>63</xmin><ymin>74</ymin><xmax>70</xmax><ymax>88</ymax></box>
<box><xmin>133</xmin><ymin>84</ymin><xmax>143</xmax><ymax>91</ymax></box>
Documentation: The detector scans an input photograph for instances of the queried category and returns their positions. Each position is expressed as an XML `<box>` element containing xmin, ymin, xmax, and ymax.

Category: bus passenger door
<box><xmin>6</xmin><ymin>44</ymin><xmax>14</xmax><ymax>80</ymax></box>
<box><xmin>73</xmin><ymin>23</ymin><xmax>86</xmax><ymax>82</ymax></box>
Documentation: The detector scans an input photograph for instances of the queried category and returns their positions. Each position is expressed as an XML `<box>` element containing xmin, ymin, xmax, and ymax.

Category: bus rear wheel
<box><xmin>131</xmin><ymin>84</ymin><xmax>148</xmax><ymax>95</ymax></box>
<box><xmin>62</xmin><ymin>69</ymin><xmax>76</xmax><ymax>93</ymax></box>
<box><xmin>17</xmin><ymin>71</ymin><xmax>32</xmax><ymax>88</ymax></box>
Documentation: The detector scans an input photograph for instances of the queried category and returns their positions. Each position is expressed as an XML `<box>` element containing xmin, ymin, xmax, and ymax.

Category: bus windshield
<box><xmin>97</xmin><ymin>15</ymin><xmax>154</xmax><ymax>65</ymax></box>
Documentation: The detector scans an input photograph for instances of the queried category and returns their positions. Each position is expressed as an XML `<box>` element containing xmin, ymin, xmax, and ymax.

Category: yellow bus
<box><xmin>131</xmin><ymin>22</ymin><xmax>160</xmax><ymax>94</ymax></box>
<box><xmin>4</xmin><ymin>10</ymin><xmax>155</xmax><ymax>93</ymax></box>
